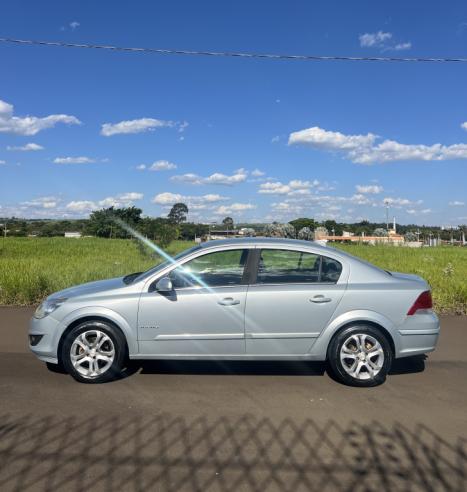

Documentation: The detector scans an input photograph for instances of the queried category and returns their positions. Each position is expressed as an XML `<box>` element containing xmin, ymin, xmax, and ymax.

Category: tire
<box><xmin>61</xmin><ymin>320</ymin><xmax>126</xmax><ymax>384</ymax></box>
<box><xmin>46</xmin><ymin>361</ymin><xmax>68</xmax><ymax>374</ymax></box>
<box><xmin>327</xmin><ymin>325</ymin><xmax>393</xmax><ymax>387</ymax></box>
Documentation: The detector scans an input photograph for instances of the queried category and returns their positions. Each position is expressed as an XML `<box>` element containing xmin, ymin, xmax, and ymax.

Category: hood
<box><xmin>49</xmin><ymin>277</ymin><xmax>126</xmax><ymax>300</ymax></box>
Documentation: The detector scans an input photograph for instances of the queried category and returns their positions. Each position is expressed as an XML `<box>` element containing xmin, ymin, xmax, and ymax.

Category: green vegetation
<box><xmin>334</xmin><ymin>243</ymin><xmax>467</xmax><ymax>314</ymax></box>
<box><xmin>0</xmin><ymin>237</ymin><xmax>194</xmax><ymax>305</ymax></box>
<box><xmin>0</xmin><ymin>237</ymin><xmax>466</xmax><ymax>314</ymax></box>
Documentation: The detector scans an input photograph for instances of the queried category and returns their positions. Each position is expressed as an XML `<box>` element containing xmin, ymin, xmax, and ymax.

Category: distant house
<box><xmin>64</xmin><ymin>232</ymin><xmax>82</xmax><ymax>238</ymax></box>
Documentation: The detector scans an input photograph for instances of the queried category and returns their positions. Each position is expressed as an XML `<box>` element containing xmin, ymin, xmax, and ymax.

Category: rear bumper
<box><xmin>395</xmin><ymin>312</ymin><xmax>440</xmax><ymax>358</ymax></box>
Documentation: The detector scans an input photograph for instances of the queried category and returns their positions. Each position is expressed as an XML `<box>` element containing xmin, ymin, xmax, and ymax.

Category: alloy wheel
<box><xmin>339</xmin><ymin>333</ymin><xmax>384</xmax><ymax>380</ymax></box>
<box><xmin>70</xmin><ymin>330</ymin><xmax>115</xmax><ymax>379</ymax></box>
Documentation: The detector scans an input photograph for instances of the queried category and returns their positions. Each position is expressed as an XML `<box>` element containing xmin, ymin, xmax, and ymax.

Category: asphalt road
<box><xmin>0</xmin><ymin>307</ymin><xmax>466</xmax><ymax>491</ymax></box>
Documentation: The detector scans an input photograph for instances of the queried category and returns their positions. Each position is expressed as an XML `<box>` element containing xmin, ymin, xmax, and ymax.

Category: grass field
<box><xmin>0</xmin><ymin>237</ymin><xmax>466</xmax><ymax>313</ymax></box>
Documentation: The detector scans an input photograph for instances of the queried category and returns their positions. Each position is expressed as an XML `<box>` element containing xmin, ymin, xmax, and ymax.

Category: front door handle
<box><xmin>218</xmin><ymin>297</ymin><xmax>240</xmax><ymax>306</ymax></box>
<box><xmin>310</xmin><ymin>295</ymin><xmax>332</xmax><ymax>303</ymax></box>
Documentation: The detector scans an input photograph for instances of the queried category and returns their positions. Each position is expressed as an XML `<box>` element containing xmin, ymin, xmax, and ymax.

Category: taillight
<box><xmin>407</xmin><ymin>291</ymin><xmax>433</xmax><ymax>315</ymax></box>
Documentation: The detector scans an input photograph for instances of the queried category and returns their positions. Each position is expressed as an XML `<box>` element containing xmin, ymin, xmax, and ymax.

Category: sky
<box><xmin>1</xmin><ymin>0</ymin><xmax>467</xmax><ymax>226</ymax></box>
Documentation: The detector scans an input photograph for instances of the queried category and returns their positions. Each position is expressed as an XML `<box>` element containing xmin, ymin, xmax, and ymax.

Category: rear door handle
<box><xmin>218</xmin><ymin>297</ymin><xmax>240</xmax><ymax>306</ymax></box>
<box><xmin>310</xmin><ymin>295</ymin><xmax>332</xmax><ymax>303</ymax></box>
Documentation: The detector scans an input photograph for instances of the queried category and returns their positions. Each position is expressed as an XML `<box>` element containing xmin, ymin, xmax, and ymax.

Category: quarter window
<box><xmin>169</xmin><ymin>249</ymin><xmax>248</xmax><ymax>288</ymax></box>
<box><xmin>256</xmin><ymin>249</ymin><xmax>342</xmax><ymax>284</ymax></box>
<box><xmin>321</xmin><ymin>256</ymin><xmax>342</xmax><ymax>283</ymax></box>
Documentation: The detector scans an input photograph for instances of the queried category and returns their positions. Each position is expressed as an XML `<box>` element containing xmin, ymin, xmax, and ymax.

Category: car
<box><xmin>29</xmin><ymin>238</ymin><xmax>440</xmax><ymax>386</ymax></box>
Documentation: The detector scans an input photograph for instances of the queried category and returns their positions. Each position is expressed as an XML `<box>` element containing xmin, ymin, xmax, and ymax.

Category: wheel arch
<box><xmin>311</xmin><ymin>310</ymin><xmax>400</xmax><ymax>360</ymax></box>
<box><xmin>57</xmin><ymin>313</ymin><xmax>132</xmax><ymax>364</ymax></box>
<box><xmin>325</xmin><ymin>320</ymin><xmax>395</xmax><ymax>359</ymax></box>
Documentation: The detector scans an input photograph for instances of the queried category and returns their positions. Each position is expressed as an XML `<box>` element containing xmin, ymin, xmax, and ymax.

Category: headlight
<box><xmin>34</xmin><ymin>298</ymin><xmax>68</xmax><ymax>319</ymax></box>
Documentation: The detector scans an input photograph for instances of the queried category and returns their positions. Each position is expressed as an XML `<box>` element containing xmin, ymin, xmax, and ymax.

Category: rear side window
<box><xmin>320</xmin><ymin>256</ymin><xmax>342</xmax><ymax>283</ymax></box>
<box><xmin>169</xmin><ymin>249</ymin><xmax>248</xmax><ymax>288</ymax></box>
<box><xmin>256</xmin><ymin>249</ymin><xmax>342</xmax><ymax>284</ymax></box>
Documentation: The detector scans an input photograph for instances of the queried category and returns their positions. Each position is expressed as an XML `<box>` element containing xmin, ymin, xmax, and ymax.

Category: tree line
<box><xmin>1</xmin><ymin>203</ymin><xmax>466</xmax><ymax>244</ymax></box>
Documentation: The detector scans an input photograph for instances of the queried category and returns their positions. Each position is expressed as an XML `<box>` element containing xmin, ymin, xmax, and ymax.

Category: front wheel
<box><xmin>327</xmin><ymin>325</ymin><xmax>393</xmax><ymax>387</ymax></box>
<box><xmin>61</xmin><ymin>321</ymin><xmax>126</xmax><ymax>383</ymax></box>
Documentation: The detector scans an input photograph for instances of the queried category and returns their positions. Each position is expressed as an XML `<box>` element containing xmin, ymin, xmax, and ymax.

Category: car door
<box><xmin>244</xmin><ymin>248</ymin><xmax>346</xmax><ymax>355</ymax></box>
<box><xmin>137</xmin><ymin>248</ymin><xmax>250</xmax><ymax>356</ymax></box>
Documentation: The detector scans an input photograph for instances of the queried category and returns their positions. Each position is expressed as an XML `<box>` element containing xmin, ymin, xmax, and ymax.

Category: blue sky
<box><xmin>1</xmin><ymin>0</ymin><xmax>466</xmax><ymax>226</ymax></box>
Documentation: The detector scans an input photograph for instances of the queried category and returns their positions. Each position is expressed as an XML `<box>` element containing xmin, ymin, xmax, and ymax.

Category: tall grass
<box><xmin>0</xmin><ymin>237</ymin><xmax>193</xmax><ymax>305</ymax></box>
<box><xmin>0</xmin><ymin>237</ymin><xmax>466</xmax><ymax>313</ymax></box>
<box><xmin>334</xmin><ymin>243</ymin><xmax>467</xmax><ymax>314</ymax></box>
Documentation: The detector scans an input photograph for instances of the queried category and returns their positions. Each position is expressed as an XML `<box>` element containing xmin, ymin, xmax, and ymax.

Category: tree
<box><xmin>222</xmin><ymin>217</ymin><xmax>234</xmax><ymax>230</ymax></box>
<box><xmin>404</xmin><ymin>231</ymin><xmax>418</xmax><ymax>242</ymax></box>
<box><xmin>168</xmin><ymin>203</ymin><xmax>188</xmax><ymax>225</ymax></box>
<box><xmin>373</xmin><ymin>228</ymin><xmax>388</xmax><ymax>237</ymax></box>
<box><xmin>179</xmin><ymin>222</ymin><xmax>209</xmax><ymax>240</ymax></box>
<box><xmin>289</xmin><ymin>218</ymin><xmax>316</xmax><ymax>234</ymax></box>
<box><xmin>263</xmin><ymin>222</ymin><xmax>295</xmax><ymax>238</ymax></box>
<box><xmin>298</xmin><ymin>227</ymin><xmax>313</xmax><ymax>240</ymax></box>
<box><xmin>85</xmin><ymin>206</ymin><xmax>142</xmax><ymax>238</ymax></box>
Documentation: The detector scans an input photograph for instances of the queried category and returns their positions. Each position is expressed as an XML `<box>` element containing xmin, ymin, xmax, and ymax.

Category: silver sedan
<box><xmin>29</xmin><ymin>238</ymin><xmax>440</xmax><ymax>386</ymax></box>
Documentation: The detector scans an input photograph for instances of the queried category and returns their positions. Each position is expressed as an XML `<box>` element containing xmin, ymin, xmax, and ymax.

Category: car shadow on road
<box><xmin>0</xmin><ymin>412</ymin><xmax>464</xmax><ymax>491</ymax></box>
<box><xmin>122</xmin><ymin>354</ymin><xmax>426</xmax><ymax>379</ymax></box>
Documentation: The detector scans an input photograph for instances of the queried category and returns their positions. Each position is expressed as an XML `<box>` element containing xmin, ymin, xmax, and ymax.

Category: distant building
<box><xmin>64</xmin><ymin>232</ymin><xmax>82</xmax><ymax>238</ymax></box>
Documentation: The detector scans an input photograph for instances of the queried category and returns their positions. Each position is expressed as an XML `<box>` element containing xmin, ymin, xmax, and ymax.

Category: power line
<box><xmin>1</xmin><ymin>37</ymin><xmax>467</xmax><ymax>64</ymax></box>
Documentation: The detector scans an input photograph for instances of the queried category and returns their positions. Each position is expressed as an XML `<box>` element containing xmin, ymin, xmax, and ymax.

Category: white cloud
<box><xmin>355</xmin><ymin>184</ymin><xmax>384</xmax><ymax>194</ymax></box>
<box><xmin>289</xmin><ymin>125</ymin><xmax>467</xmax><ymax>164</ymax></box>
<box><xmin>384</xmin><ymin>197</ymin><xmax>422</xmax><ymax>208</ymax></box>
<box><xmin>100</xmin><ymin>118</ymin><xmax>174</xmax><ymax>136</ymax></box>
<box><xmin>152</xmin><ymin>192</ymin><xmax>183</xmax><ymax>205</ymax></box>
<box><xmin>359</xmin><ymin>31</ymin><xmax>392</xmax><ymax>47</ymax></box>
<box><xmin>289</xmin><ymin>126</ymin><xmax>375</xmax><ymax>152</ymax></box>
<box><xmin>0</xmin><ymin>160</ymin><xmax>6</xmax><ymax>165</ymax></box>
<box><xmin>171</xmin><ymin>168</ymin><xmax>248</xmax><ymax>186</ymax></box>
<box><xmin>118</xmin><ymin>192</ymin><xmax>144</xmax><ymax>201</ymax></box>
<box><xmin>461</xmin><ymin>122</ymin><xmax>467</xmax><ymax>131</ymax></box>
<box><xmin>22</xmin><ymin>196</ymin><xmax>60</xmax><ymax>209</ymax></box>
<box><xmin>0</xmin><ymin>99</ymin><xmax>81</xmax><ymax>136</ymax></box>
<box><xmin>350</xmin><ymin>193</ymin><xmax>371</xmax><ymax>205</ymax></box>
<box><xmin>98</xmin><ymin>192</ymin><xmax>143</xmax><ymax>208</ymax></box>
<box><xmin>149</xmin><ymin>160</ymin><xmax>177</xmax><ymax>171</ymax></box>
<box><xmin>7</xmin><ymin>142</ymin><xmax>44</xmax><ymax>151</ymax></box>
<box><xmin>394</xmin><ymin>42</ymin><xmax>412</xmax><ymax>51</ymax></box>
<box><xmin>64</xmin><ymin>192</ymin><xmax>143</xmax><ymax>213</ymax></box>
<box><xmin>258</xmin><ymin>179</ymin><xmax>319</xmax><ymax>195</ymax></box>
<box><xmin>178</xmin><ymin>121</ymin><xmax>189</xmax><ymax>132</ymax></box>
<box><xmin>53</xmin><ymin>156</ymin><xmax>96</xmax><ymax>164</ymax></box>
<box><xmin>271</xmin><ymin>136</ymin><xmax>280</xmax><ymax>143</ymax></box>
<box><xmin>214</xmin><ymin>203</ymin><xmax>256</xmax><ymax>215</ymax></box>
<box><xmin>359</xmin><ymin>31</ymin><xmax>411</xmax><ymax>51</ymax></box>
<box><xmin>251</xmin><ymin>168</ymin><xmax>265</xmax><ymax>177</ymax></box>
<box><xmin>66</xmin><ymin>200</ymin><xmax>95</xmax><ymax>212</ymax></box>
<box><xmin>449</xmin><ymin>201</ymin><xmax>465</xmax><ymax>206</ymax></box>
<box><xmin>152</xmin><ymin>192</ymin><xmax>229</xmax><ymax>205</ymax></box>
<box><xmin>70</xmin><ymin>21</ymin><xmax>80</xmax><ymax>30</ymax></box>
<box><xmin>407</xmin><ymin>208</ymin><xmax>431</xmax><ymax>215</ymax></box>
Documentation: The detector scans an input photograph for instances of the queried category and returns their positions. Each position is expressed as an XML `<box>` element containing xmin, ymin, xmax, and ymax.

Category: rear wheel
<box><xmin>61</xmin><ymin>321</ymin><xmax>126</xmax><ymax>383</ymax></box>
<box><xmin>327</xmin><ymin>325</ymin><xmax>393</xmax><ymax>387</ymax></box>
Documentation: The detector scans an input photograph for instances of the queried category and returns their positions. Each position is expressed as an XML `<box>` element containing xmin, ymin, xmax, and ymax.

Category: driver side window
<box><xmin>169</xmin><ymin>249</ymin><xmax>249</xmax><ymax>289</ymax></box>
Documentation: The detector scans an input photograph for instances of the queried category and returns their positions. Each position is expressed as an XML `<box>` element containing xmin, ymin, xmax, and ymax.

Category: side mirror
<box><xmin>155</xmin><ymin>277</ymin><xmax>173</xmax><ymax>293</ymax></box>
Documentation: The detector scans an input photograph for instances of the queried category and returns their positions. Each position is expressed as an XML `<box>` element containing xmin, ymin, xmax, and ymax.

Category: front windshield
<box><xmin>129</xmin><ymin>245</ymin><xmax>202</xmax><ymax>283</ymax></box>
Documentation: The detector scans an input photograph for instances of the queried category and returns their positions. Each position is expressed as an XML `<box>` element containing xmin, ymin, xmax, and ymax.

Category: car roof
<box><xmin>200</xmin><ymin>237</ymin><xmax>331</xmax><ymax>253</ymax></box>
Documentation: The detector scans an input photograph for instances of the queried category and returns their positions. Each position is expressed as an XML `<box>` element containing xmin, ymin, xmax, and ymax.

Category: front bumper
<box><xmin>396</xmin><ymin>311</ymin><xmax>440</xmax><ymax>358</ymax></box>
<box><xmin>29</xmin><ymin>314</ymin><xmax>61</xmax><ymax>364</ymax></box>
